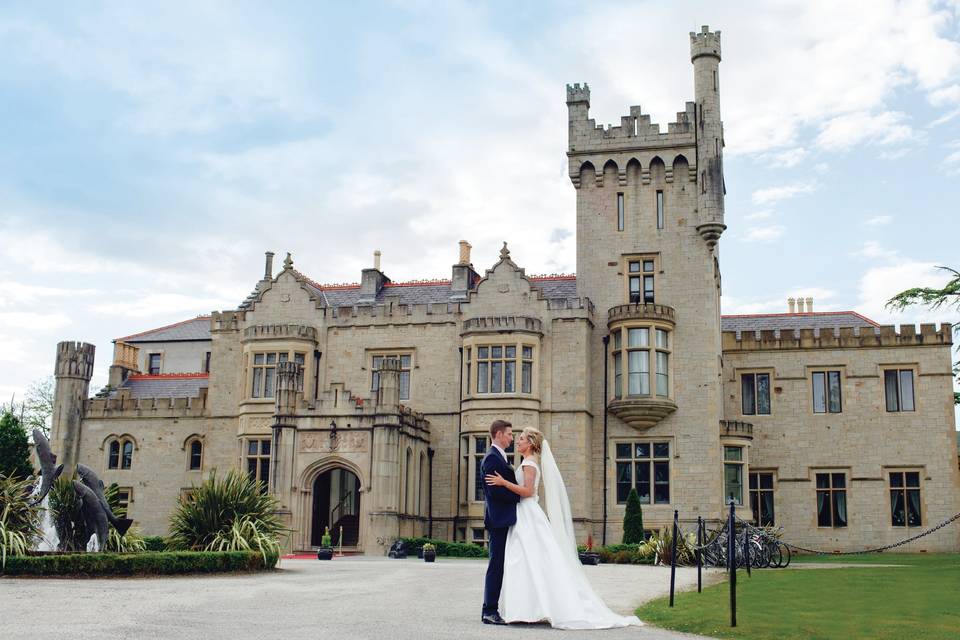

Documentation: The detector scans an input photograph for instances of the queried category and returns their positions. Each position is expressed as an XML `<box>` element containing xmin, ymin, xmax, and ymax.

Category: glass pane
<box><xmin>653</xmin><ymin>442</ymin><xmax>669</xmax><ymax>458</ymax></box>
<box><xmin>654</xmin><ymin>461</ymin><xmax>669</xmax><ymax>483</ymax></box>
<box><xmin>248</xmin><ymin>440</ymin><xmax>258</xmax><ymax>455</ymax></box>
<box><xmin>491</xmin><ymin>346</ymin><xmax>502</xmax><ymax>359</ymax></box>
<box><xmin>817</xmin><ymin>491</ymin><xmax>831</xmax><ymax>526</ymax></box>
<box><xmin>899</xmin><ymin>371</ymin><xmax>914</xmax><ymax>411</ymax></box>
<box><xmin>617</xmin><ymin>482</ymin><xmax>630</xmax><ymax>503</ymax></box>
<box><xmin>656</xmin><ymin>352</ymin><xmax>669</xmax><ymax>396</ymax></box>
<box><xmin>633</xmin><ymin>442</ymin><xmax>650</xmax><ymax>458</ymax></box>
<box><xmin>644</xmin><ymin>276</ymin><xmax>654</xmax><ymax>302</ymax></box>
<box><xmin>884</xmin><ymin>370</ymin><xmax>899</xmax><ymax>411</ymax></box>
<box><xmin>828</xmin><ymin>371</ymin><xmax>842</xmax><ymax>412</ymax></box>
<box><xmin>816</xmin><ymin>473</ymin><xmax>829</xmax><ymax>489</ymax></box>
<box><xmin>831</xmin><ymin>473</ymin><xmax>845</xmax><ymax>488</ymax></box>
<box><xmin>373</xmin><ymin>356</ymin><xmax>383</xmax><ymax>369</ymax></box>
<box><xmin>761</xmin><ymin>490</ymin><xmax>775</xmax><ymax>526</ymax></box>
<box><xmin>477</xmin><ymin>362</ymin><xmax>488</xmax><ymax>393</ymax></box>
<box><xmin>890</xmin><ymin>490</ymin><xmax>906</xmax><ymax>526</ymax></box>
<box><xmin>723</xmin><ymin>446</ymin><xmax>742</xmax><ymax>461</ymax></box>
<box><xmin>491</xmin><ymin>362</ymin><xmax>502</xmax><ymax>393</ymax></box>
<box><xmin>628</xmin><ymin>261</ymin><xmax>640</xmax><ymax>273</ymax></box>
<box><xmin>278</xmin><ymin>353</ymin><xmax>288</xmax><ymax>363</ymax></box>
<box><xmin>906</xmin><ymin>472</ymin><xmax>920</xmax><ymax>487</ymax></box>
<box><xmin>612</xmin><ymin>331</ymin><xmax>621</xmax><ymax>350</ymax></box>
<box><xmin>251</xmin><ymin>368</ymin><xmax>262</xmax><ymax>398</ymax></box>
<box><xmin>478</xmin><ymin>346</ymin><xmax>488</xmax><ymax>359</ymax></box>
<box><xmin>400</xmin><ymin>355</ymin><xmax>411</xmax><ymax>368</ymax></box>
<box><xmin>653</xmin><ymin>462</ymin><xmax>670</xmax><ymax>504</ymax></box>
<box><xmin>263</xmin><ymin>368</ymin><xmax>275</xmax><ymax>397</ymax></box>
<box><xmin>741</xmin><ymin>374</ymin><xmax>755</xmax><ymax>415</ymax></box>
<box><xmin>266</xmin><ymin>353</ymin><xmax>276</xmax><ymax>364</ymax></box>
<box><xmin>260</xmin><ymin>440</ymin><xmax>270</xmax><ymax>456</ymax></box>
<box><xmin>475</xmin><ymin>437</ymin><xmax>488</xmax><ymax>454</ymax></box>
<box><xmin>522</xmin><ymin>361</ymin><xmax>532</xmax><ymax>394</ymax></box>
<box><xmin>628</xmin><ymin>328</ymin><xmax>649</xmax><ymax>347</ymax></box>
<box><xmin>399</xmin><ymin>371</ymin><xmax>410</xmax><ymax>400</ymax></box>
<box><xmin>629</xmin><ymin>277</ymin><xmax>641</xmax><ymax>296</ymax></box>
<box><xmin>109</xmin><ymin>442</ymin><xmax>119</xmax><ymax>469</ymax></box>
<box><xmin>617</xmin><ymin>193</ymin><xmax>624</xmax><ymax>231</ymax></box>
<box><xmin>812</xmin><ymin>372</ymin><xmax>826</xmax><ymax>413</ymax></box>
<box><xmin>617</xmin><ymin>461</ymin><xmax>631</xmax><ymax>483</ymax></box>
<box><xmin>260</xmin><ymin>459</ymin><xmax>270</xmax><ymax>485</ymax></box>
<box><xmin>749</xmin><ymin>473</ymin><xmax>758</xmax><ymax>490</ymax></box>
<box><xmin>724</xmin><ymin>464</ymin><xmax>743</xmax><ymax>504</ymax></box>
<box><xmin>889</xmin><ymin>472</ymin><xmax>903</xmax><ymax>487</ymax></box>
<box><xmin>294</xmin><ymin>352</ymin><xmax>305</xmax><ymax>364</ymax></box>
<box><xmin>760</xmin><ymin>473</ymin><xmax>774</xmax><ymax>490</ymax></box>
<box><xmin>907</xmin><ymin>489</ymin><xmax>921</xmax><ymax>526</ymax></box>
<box><xmin>247</xmin><ymin>458</ymin><xmax>257</xmax><ymax>480</ymax></box>
<box><xmin>371</xmin><ymin>371</ymin><xmax>380</xmax><ymax>392</ymax></box>
<box><xmin>643</xmin><ymin>260</ymin><xmax>654</xmax><ymax>272</ymax></box>
<box><xmin>656</xmin><ymin>329</ymin><xmax>668</xmax><ymax>349</ymax></box>
<box><xmin>833</xmin><ymin>491</ymin><xmax>847</xmax><ymax>527</ymax></box>
<box><xmin>615</xmin><ymin>443</ymin><xmax>631</xmax><ymax>459</ymax></box>
<box><xmin>635</xmin><ymin>462</ymin><xmax>651</xmax><ymax>503</ymax></box>
<box><xmin>504</xmin><ymin>361</ymin><xmax>515</xmax><ymax>393</ymax></box>
<box><xmin>254</xmin><ymin>353</ymin><xmax>264</xmax><ymax>365</ymax></box>
<box><xmin>757</xmin><ymin>374</ymin><xmax>771</xmax><ymax>414</ymax></box>
<box><xmin>505</xmin><ymin>346</ymin><xmax>515</xmax><ymax>359</ymax></box>
<box><xmin>522</xmin><ymin>346</ymin><xmax>532</xmax><ymax>359</ymax></box>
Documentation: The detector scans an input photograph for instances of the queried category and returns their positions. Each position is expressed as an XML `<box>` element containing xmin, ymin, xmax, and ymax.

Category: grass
<box><xmin>636</xmin><ymin>553</ymin><xmax>960</xmax><ymax>640</ymax></box>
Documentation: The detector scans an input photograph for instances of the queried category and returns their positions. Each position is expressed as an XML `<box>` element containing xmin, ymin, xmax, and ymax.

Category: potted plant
<box><xmin>578</xmin><ymin>534</ymin><xmax>601</xmax><ymax>566</ymax></box>
<box><xmin>317</xmin><ymin>526</ymin><xmax>334</xmax><ymax>560</ymax></box>
<box><xmin>422</xmin><ymin>542</ymin><xmax>436</xmax><ymax>563</ymax></box>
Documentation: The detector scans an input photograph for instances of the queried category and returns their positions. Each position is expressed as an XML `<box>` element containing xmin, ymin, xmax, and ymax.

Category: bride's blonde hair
<box><xmin>521</xmin><ymin>427</ymin><xmax>544</xmax><ymax>456</ymax></box>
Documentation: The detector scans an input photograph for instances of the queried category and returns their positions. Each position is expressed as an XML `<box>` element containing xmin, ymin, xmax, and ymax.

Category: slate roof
<box><xmin>110</xmin><ymin>374</ymin><xmax>209</xmax><ymax>399</ymax></box>
<box><xmin>720</xmin><ymin>311</ymin><xmax>879</xmax><ymax>334</ymax></box>
<box><xmin>117</xmin><ymin>316</ymin><xmax>212</xmax><ymax>343</ymax></box>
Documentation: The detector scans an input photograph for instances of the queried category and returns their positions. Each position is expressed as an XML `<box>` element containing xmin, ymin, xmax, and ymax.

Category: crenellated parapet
<box><xmin>328</xmin><ymin>301</ymin><xmax>462</xmax><ymax>325</ymax></box>
<box><xmin>56</xmin><ymin>341</ymin><xmax>95</xmax><ymax>380</ymax></box>
<box><xmin>722</xmin><ymin>323</ymin><xmax>953</xmax><ymax>352</ymax></box>
<box><xmin>211</xmin><ymin>310</ymin><xmax>245</xmax><ymax>333</ymax></box>
<box><xmin>607</xmin><ymin>303</ymin><xmax>676</xmax><ymax>328</ymax></box>
<box><xmin>85</xmin><ymin>388</ymin><xmax>209</xmax><ymax>418</ymax></box>
<box><xmin>243</xmin><ymin>324</ymin><xmax>318</xmax><ymax>342</ymax></box>
<box><xmin>568</xmin><ymin>95</ymin><xmax>697</xmax><ymax>159</ymax></box>
<box><xmin>690</xmin><ymin>25</ymin><xmax>721</xmax><ymax>61</ymax></box>
<box><xmin>462</xmin><ymin>316</ymin><xmax>543</xmax><ymax>336</ymax></box>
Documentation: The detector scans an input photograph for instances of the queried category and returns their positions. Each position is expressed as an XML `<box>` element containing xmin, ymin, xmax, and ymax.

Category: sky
<box><xmin>0</xmin><ymin>1</ymin><xmax>957</xmax><ymax>423</ymax></box>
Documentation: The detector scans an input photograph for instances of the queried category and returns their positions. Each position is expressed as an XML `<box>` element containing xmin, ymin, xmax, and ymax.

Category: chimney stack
<box><xmin>796</xmin><ymin>298</ymin><xmax>805</xmax><ymax>313</ymax></box>
<box><xmin>450</xmin><ymin>239</ymin><xmax>479</xmax><ymax>301</ymax></box>
<box><xmin>788</xmin><ymin>297</ymin><xmax>796</xmax><ymax>314</ymax></box>
<box><xmin>805</xmin><ymin>297</ymin><xmax>813</xmax><ymax>313</ymax></box>
<box><xmin>359</xmin><ymin>250</ymin><xmax>389</xmax><ymax>304</ymax></box>
<box><xmin>264</xmin><ymin>251</ymin><xmax>275</xmax><ymax>280</ymax></box>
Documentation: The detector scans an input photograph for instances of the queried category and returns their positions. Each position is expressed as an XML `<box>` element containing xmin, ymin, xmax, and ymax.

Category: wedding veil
<box><xmin>539</xmin><ymin>438</ymin><xmax>580</xmax><ymax>564</ymax></box>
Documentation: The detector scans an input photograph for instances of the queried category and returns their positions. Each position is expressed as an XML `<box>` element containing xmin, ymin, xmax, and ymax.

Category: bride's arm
<box><xmin>485</xmin><ymin>465</ymin><xmax>537</xmax><ymax>498</ymax></box>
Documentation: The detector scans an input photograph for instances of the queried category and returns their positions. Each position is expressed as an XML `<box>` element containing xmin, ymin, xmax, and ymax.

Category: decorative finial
<box><xmin>500</xmin><ymin>242</ymin><xmax>510</xmax><ymax>260</ymax></box>
<box><xmin>283</xmin><ymin>252</ymin><xmax>293</xmax><ymax>270</ymax></box>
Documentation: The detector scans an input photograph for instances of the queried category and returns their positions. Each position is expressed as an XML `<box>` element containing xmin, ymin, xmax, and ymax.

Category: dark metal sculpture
<box><xmin>73</xmin><ymin>479</ymin><xmax>109</xmax><ymax>552</ymax></box>
<box><xmin>76</xmin><ymin>464</ymin><xmax>133</xmax><ymax>536</ymax></box>
<box><xmin>29</xmin><ymin>429</ymin><xmax>64</xmax><ymax>506</ymax></box>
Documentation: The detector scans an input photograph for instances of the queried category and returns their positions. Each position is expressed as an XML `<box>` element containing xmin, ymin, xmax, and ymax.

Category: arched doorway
<box><xmin>311</xmin><ymin>468</ymin><xmax>361</xmax><ymax>547</ymax></box>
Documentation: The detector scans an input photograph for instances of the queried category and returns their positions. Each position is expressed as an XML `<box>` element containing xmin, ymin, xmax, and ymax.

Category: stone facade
<box><xmin>49</xmin><ymin>26</ymin><xmax>959</xmax><ymax>553</ymax></box>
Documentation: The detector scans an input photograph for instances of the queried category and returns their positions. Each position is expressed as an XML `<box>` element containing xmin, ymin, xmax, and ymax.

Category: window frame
<box><xmin>617</xmin><ymin>192</ymin><xmax>625</xmax><ymax>232</ymax></box>
<box><xmin>740</xmin><ymin>370</ymin><xmax>772</xmax><ymax>416</ymax></box>
<box><xmin>187</xmin><ymin>437</ymin><xmax>204</xmax><ymax>472</ymax></box>
<box><xmin>882</xmin><ymin>367</ymin><xmax>917</xmax><ymax>412</ymax></box>
<box><xmin>114</xmin><ymin>487</ymin><xmax>133</xmax><ymax>518</ymax></box>
<box><xmin>815</xmin><ymin>471</ymin><xmax>849</xmax><ymax>528</ymax></box>
<box><xmin>464</xmin><ymin>340</ymin><xmax>537</xmax><ymax>397</ymax></box>
<box><xmin>147</xmin><ymin>352</ymin><xmax>162</xmax><ymax>375</ymax></box>
<box><xmin>655</xmin><ymin>189</ymin><xmax>664</xmax><ymax>229</ymax></box>
<box><xmin>811</xmin><ymin>368</ymin><xmax>843</xmax><ymax>414</ymax></box>
<box><xmin>610</xmin><ymin>325</ymin><xmax>672</xmax><ymax>400</ymax></box>
<box><xmin>723</xmin><ymin>445</ymin><xmax>745</xmax><ymax>506</ymax></box>
<box><xmin>614</xmin><ymin>440</ymin><xmax>671</xmax><ymax>505</ymax></box>
<box><xmin>107</xmin><ymin>436</ymin><xmax>135</xmax><ymax>470</ymax></box>
<box><xmin>749</xmin><ymin>471</ymin><xmax>775</xmax><ymax>526</ymax></box>
<box><xmin>623</xmin><ymin>254</ymin><xmax>658</xmax><ymax>305</ymax></box>
<box><xmin>461</xmin><ymin>434</ymin><xmax>491</xmax><ymax>503</ymax></box>
<box><xmin>248</xmin><ymin>350</ymin><xmax>306</xmax><ymax>399</ymax></box>
<box><xmin>370</xmin><ymin>352</ymin><xmax>413</xmax><ymax>401</ymax></box>
<box><xmin>887</xmin><ymin>469</ymin><xmax>923</xmax><ymax>528</ymax></box>
<box><xmin>245</xmin><ymin>438</ymin><xmax>271</xmax><ymax>492</ymax></box>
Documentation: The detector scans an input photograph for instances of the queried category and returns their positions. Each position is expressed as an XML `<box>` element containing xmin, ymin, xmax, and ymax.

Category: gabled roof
<box><xmin>720</xmin><ymin>311</ymin><xmax>879</xmax><ymax>333</ymax></box>
<box><xmin>109</xmin><ymin>373</ymin><xmax>209</xmax><ymax>399</ymax></box>
<box><xmin>116</xmin><ymin>316</ymin><xmax>212</xmax><ymax>343</ymax></box>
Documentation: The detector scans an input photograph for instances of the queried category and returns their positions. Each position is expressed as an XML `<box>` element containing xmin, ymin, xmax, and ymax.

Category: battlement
<box><xmin>722</xmin><ymin>323</ymin><xmax>953</xmax><ymax>352</ymax></box>
<box><xmin>243</xmin><ymin>324</ymin><xmax>318</xmax><ymax>342</ymax></box>
<box><xmin>85</xmin><ymin>387</ymin><xmax>209</xmax><ymax>418</ymax></box>
<box><xmin>328</xmin><ymin>301</ymin><xmax>462</xmax><ymax>324</ymax></box>
<box><xmin>568</xmin><ymin>100</ymin><xmax>697</xmax><ymax>153</ymax></box>
<box><xmin>462</xmin><ymin>316</ymin><xmax>543</xmax><ymax>336</ymax></box>
<box><xmin>690</xmin><ymin>25</ymin><xmax>721</xmax><ymax>61</ymax></box>
<box><xmin>566</xmin><ymin>82</ymin><xmax>590</xmax><ymax>105</ymax></box>
<box><xmin>211</xmin><ymin>310</ymin><xmax>245</xmax><ymax>333</ymax></box>
<box><xmin>56</xmin><ymin>341</ymin><xmax>96</xmax><ymax>380</ymax></box>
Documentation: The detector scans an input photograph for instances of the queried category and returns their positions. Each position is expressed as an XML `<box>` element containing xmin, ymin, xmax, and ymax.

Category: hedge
<box><xmin>399</xmin><ymin>537</ymin><xmax>488</xmax><ymax>558</ymax></box>
<box><xmin>1</xmin><ymin>550</ymin><xmax>278</xmax><ymax>576</ymax></box>
<box><xmin>143</xmin><ymin>536</ymin><xmax>168</xmax><ymax>552</ymax></box>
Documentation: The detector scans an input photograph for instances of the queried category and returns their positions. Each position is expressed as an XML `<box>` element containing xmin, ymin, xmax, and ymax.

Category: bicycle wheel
<box><xmin>780</xmin><ymin>543</ymin><xmax>791</xmax><ymax>568</ymax></box>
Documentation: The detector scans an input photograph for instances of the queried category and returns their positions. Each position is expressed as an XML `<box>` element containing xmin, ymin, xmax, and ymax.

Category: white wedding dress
<box><xmin>499</xmin><ymin>451</ymin><xmax>643</xmax><ymax>629</ymax></box>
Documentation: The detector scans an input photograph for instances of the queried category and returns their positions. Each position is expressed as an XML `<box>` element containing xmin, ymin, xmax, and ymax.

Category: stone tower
<box><xmin>51</xmin><ymin>341</ymin><xmax>95</xmax><ymax>472</ymax></box>
<box><xmin>568</xmin><ymin>26</ymin><xmax>727</xmax><ymax>538</ymax></box>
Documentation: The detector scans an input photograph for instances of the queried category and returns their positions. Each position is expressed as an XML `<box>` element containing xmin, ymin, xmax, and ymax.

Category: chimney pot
<box><xmin>796</xmin><ymin>298</ymin><xmax>805</xmax><ymax>313</ymax></box>
<box><xmin>458</xmin><ymin>240</ymin><xmax>472</xmax><ymax>265</ymax></box>
<box><xmin>264</xmin><ymin>251</ymin><xmax>275</xmax><ymax>280</ymax></box>
<box><xmin>788</xmin><ymin>297</ymin><xmax>796</xmax><ymax>314</ymax></box>
<box><xmin>805</xmin><ymin>297</ymin><xmax>813</xmax><ymax>313</ymax></box>
<box><xmin>374</xmin><ymin>250</ymin><xmax>382</xmax><ymax>271</ymax></box>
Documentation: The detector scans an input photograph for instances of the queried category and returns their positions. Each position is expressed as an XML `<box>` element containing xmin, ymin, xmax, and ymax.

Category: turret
<box><xmin>51</xmin><ymin>341</ymin><xmax>95</xmax><ymax>471</ymax></box>
<box><xmin>271</xmin><ymin>361</ymin><xmax>302</xmax><ymax>498</ymax></box>
<box><xmin>691</xmin><ymin>25</ymin><xmax>725</xmax><ymax>248</ymax></box>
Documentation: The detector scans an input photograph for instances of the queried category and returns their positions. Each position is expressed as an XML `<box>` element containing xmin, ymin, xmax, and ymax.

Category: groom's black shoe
<box><xmin>482</xmin><ymin>613</ymin><xmax>508</xmax><ymax>625</ymax></box>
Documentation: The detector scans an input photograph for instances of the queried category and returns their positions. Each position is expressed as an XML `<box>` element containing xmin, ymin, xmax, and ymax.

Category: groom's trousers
<box><xmin>482</xmin><ymin>527</ymin><xmax>509</xmax><ymax>616</ymax></box>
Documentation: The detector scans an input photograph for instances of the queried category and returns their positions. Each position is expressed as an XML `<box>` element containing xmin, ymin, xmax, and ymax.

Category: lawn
<box><xmin>636</xmin><ymin>553</ymin><xmax>960</xmax><ymax>640</ymax></box>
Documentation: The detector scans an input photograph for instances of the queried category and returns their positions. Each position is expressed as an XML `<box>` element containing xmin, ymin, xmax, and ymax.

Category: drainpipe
<box><xmin>427</xmin><ymin>448</ymin><xmax>435</xmax><ymax>538</ymax></box>
<box><xmin>453</xmin><ymin>346</ymin><xmax>464</xmax><ymax>541</ymax></box>
<box><xmin>313</xmin><ymin>350</ymin><xmax>321</xmax><ymax>400</ymax></box>
<box><xmin>602</xmin><ymin>334</ymin><xmax>610</xmax><ymax>546</ymax></box>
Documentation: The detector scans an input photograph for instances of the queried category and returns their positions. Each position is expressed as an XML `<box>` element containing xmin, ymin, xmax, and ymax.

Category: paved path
<box><xmin>0</xmin><ymin>557</ymin><xmax>723</xmax><ymax>639</ymax></box>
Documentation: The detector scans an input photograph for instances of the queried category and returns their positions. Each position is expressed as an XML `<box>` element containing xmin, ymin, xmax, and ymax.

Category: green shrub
<box><xmin>649</xmin><ymin>528</ymin><xmax>696</xmax><ymax>566</ymax></box>
<box><xmin>0</xmin><ymin>411</ymin><xmax>33</xmax><ymax>480</ymax></box>
<box><xmin>0</xmin><ymin>550</ymin><xmax>278</xmax><ymax>576</ymax></box>
<box><xmin>622</xmin><ymin>487</ymin><xmax>644</xmax><ymax>544</ymax></box>
<box><xmin>399</xmin><ymin>537</ymin><xmax>488</xmax><ymax>558</ymax></box>
<box><xmin>596</xmin><ymin>543</ymin><xmax>655</xmax><ymax>565</ymax></box>
<box><xmin>106</xmin><ymin>526</ymin><xmax>146</xmax><ymax>553</ymax></box>
<box><xmin>143</xmin><ymin>536</ymin><xmax>167</xmax><ymax>552</ymax></box>
<box><xmin>321</xmin><ymin>526</ymin><xmax>332</xmax><ymax>547</ymax></box>
<box><xmin>168</xmin><ymin>470</ymin><xmax>286</xmax><ymax>562</ymax></box>
<box><xmin>0</xmin><ymin>473</ymin><xmax>42</xmax><ymax>568</ymax></box>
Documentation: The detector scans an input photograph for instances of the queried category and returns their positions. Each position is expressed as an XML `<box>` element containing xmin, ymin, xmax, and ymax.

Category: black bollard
<box><xmin>728</xmin><ymin>500</ymin><xmax>737</xmax><ymax>627</ymax></box>
<box><xmin>669</xmin><ymin>509</ymin><xmax>678</xmax><ymax>607</ymax></box>
<box><xmin>696</xmin><ymin>515</ymin><xmax>703</xmax><ymax>593</ymax></box>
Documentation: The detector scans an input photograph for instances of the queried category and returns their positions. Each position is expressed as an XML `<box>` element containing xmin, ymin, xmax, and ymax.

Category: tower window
<box><xmin>884</xmin><ymin>369</ymin><xmax>915</xmax><ymax>412</ymax></box>
<box><xmin>812</xmin><ymin>371</ymin><xmax>842</xmax><ymax>413</ymax></box>
<box><xmin>656</xmin><ymin>190</ymin><xmax>664</xmax><ymax>229</ymax></box>
<box><xmin>741</xmin><ymin>372</ymin><xmax>771</xmax><ymax>415</ymax></box>
<box><xmin>628</xmin><ymin>259</ymin><xmax>656</xmax><ymax>304</ymax></box>
<box><xmin>617</xmin><ymin>193</ymin><xmax>624</xmax><ymax>231</ymax></box>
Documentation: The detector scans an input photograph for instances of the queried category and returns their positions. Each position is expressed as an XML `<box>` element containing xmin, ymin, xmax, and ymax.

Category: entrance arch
<box><xmin>311</xmin><ymin>467</ymin><xmax>361</xmax><ymax>547</ymax></box>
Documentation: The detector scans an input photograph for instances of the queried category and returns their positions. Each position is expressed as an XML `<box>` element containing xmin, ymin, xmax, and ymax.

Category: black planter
<box><xmin>423</xmin><ymin>550</ymin><xmax>436</xmax><ymax>563</ymax></box>
<box><xmin>317</xmin><ymin>547</ymin><xmax>334</xmax><ymax>560</ymax></box>
<box><xmin>578</xmin><ymin>552</ymin><xmax>601</xmax><ymax>566</ymax></box>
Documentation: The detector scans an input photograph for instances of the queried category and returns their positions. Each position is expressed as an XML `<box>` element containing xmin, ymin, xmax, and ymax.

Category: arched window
<box><xmin>189</xmin><ymin>440</ymin><xmax>203</xmax><ymax>471</ymax></box>
<box><xmin>107</xmin><ymin>436</ymin><xmax>135</xmax><ymax>470</ymax></box>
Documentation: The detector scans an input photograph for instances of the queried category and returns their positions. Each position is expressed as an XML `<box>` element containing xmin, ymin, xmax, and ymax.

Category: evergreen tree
<box><xmin>622</xmin><ymin>487</ymin><xmax>644</xmax><ymax>544</ymax></box>
<box><xmin>0</xmin><ymin>410</ymin><xmax>34</xmax><ymax>480</ymax></box>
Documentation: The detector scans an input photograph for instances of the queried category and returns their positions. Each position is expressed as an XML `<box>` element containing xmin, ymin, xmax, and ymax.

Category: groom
<box><xmin>481</xmin><ymin>419</ymin><xmax>521</xmax><ymax>625</ymax></box>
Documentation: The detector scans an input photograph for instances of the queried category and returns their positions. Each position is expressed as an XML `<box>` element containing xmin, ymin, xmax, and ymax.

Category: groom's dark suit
<box><xmin>481</xmin><ymin>446</ymin><xmax>521</xmax><ymax>618</ymax></box>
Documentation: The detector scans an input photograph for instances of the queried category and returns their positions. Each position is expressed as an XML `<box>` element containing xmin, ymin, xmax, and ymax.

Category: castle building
<box><xmin>50</xmin><ymin>27</ymin><xmax>959</xmax><ymax>553</ymax></box>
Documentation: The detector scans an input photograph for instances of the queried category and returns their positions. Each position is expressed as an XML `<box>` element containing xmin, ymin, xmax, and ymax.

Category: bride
<box><xmin>485</xmin><ymin>427</ymin><xmax>643</xmax><ymax>629</ymax></box>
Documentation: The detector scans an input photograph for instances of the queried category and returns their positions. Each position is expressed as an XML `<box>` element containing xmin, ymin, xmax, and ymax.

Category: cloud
<box><xmin>744</xmin><ymin>210</ymin><xmax>774</xmax><ymax>221</ymax></box>
<box><xmin>764</xmin><ymin>147</ymin><xmax>808</xmax><ymax>168</ymax></box>
<box><xmin>851</xmin><ymin>241</ymin><xmax>900</xmax><ymax>261</ymax></box>
<box><xmin>751</xmin><ymin>182</ymin><xmax>817</xmax><ymax>206</ymax></box>
<box><xmin>856</xmin><ymin>261</ymin><xmax>956</xmax><ymax>325</ymax></box>
<box><xmin>865</xmin><ymin>215</ymin><xmax>893</xmax><ymax>226</ymax></box>
<box><xmin>90</xmin><ymin>292</ymin><xmax>240</xmax><ymax>319</ymax></box>
<box><xmin>943</xmin><ymin>140</ymin><xmax>960</xmax><ymax>172</ymax></box>
<box><xmin>740</xmin><ymin>225</ymin><xmax>786</xmax><ymax>243</ymax></box>
<box><xmin>815</xmin><ymin>111</ymin><xmax>918</xmax><ymax>151</ymax></box>
<box><xmin>722</xmin><ymin>287</ymin><xmax>838</xmax><ymax>315</ymax></box>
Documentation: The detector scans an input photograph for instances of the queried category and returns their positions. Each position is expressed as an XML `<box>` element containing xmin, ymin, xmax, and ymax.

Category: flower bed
<box><xmin>1</xmin><ymin>550</ymin><xmax>278</xmax><ymax>577</ymax></box>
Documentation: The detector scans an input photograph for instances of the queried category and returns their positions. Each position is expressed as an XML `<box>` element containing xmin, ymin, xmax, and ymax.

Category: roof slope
<box><xmin>109</xmin><ymin>373</ymin><xmax>209</xmax><ymax>399</ymax></box>
<box><xmin>720</xmin><ymin>311</ymin><xmax>878</xmax><ymax>333</ymax></box>
<box><xmin>117</xmin><ymin>316</ymin><xmax>212</xmax><ymax>343</ymax></box>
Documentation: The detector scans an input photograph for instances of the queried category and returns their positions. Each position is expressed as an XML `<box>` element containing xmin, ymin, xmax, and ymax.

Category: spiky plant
<box><xmin>0</xmin><ymin>472</ymin><xmax>42</xmax><ymax>568</ymax></box>
<box><xmin>106</xmin><ymin>526</ymin><xmax>146</xmax><ymax>553</ymax></box>
<box><xmin>167</xmin><ymin>470</ymin><xmax>286</xmax><ymax>562</ymax></box>
<box><xmin>49</xmin><ymin>475</ymin><xmax>127</xmax><ymax>552</ymax></box>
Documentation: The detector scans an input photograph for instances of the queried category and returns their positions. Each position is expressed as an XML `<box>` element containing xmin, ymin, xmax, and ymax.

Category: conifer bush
<box><xmin>622</xmin><ymin>487</ymin><xmax>644</xmax><ymax>544</ymax></box>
